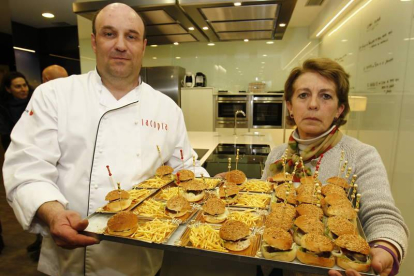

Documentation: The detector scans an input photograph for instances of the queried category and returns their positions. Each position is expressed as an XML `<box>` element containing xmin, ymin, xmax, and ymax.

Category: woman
<box><xmin>0</xmin><ymin>71</ymin><xmax>31</xmax><ymax>150</ymax></box>
<box><xmin>262</xmin><ymin>58</ymin><xmax>408</xmax><ymax>276</ymax></box>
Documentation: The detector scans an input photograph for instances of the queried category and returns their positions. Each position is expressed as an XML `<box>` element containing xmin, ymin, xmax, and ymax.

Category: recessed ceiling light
<box><xmin>188</xmin><ymin>27</ymin><xmax>195</xmax><ymax>31</ymax></box>
<box><xmin>262</xmin><ymin>54</ymin><xmax>267</xmax><ymax>57</ymax></box>
<box><xmin>266</xmin><ymin>41</ymin><xmax>274</xmax><ymax>44</ymax></box>
<box><xmin>150</xmin><ymin>45</ymin><xmax>158</xmax><ymax>47</ymax></box>
<box><xmin>152</xmin><ymin>57</ymin><xmax>157</xmax><ymax>59</ymax></box>
<box><xmin>42</xmin><ymin>13</ymin><xmax>55</xmax><ymax>18</ymax></box>
<box><xmin>176</xmin><ymin>57</ymin><xmax>181</xmax><ymax>59</ymax></box>
<box><xmin>341</xmin><ymin>39</ymin><xmax>348</xmax><ymax>42</ymax></box>
<box><xmin>13</xmin><ymin>46</ymin><xmax>36</xmax><ymax>53</ymax></box>
<box><xmin>244</xmin><ymin>39</ymin><xmax>249</xmax><ymax>42</ymax></box>
<box><xmin>279</xmin><ymin>23</ymin><xmax>286</xmax><ymax>27</ymax></box>
<box><xmin>234</xmin><ymin>2</ymin><xmax>242</xmax><ymax>6</ymax></box>
<box><xmin>173</xmin><ymin>42</ymin><xmax>179</xmax><ymax>45</ymax></box>
<box><xmin>261</xmin><ymin>62</ymin><xmax>265</xmax><ymax>64</ymax></box>
<box><xmin>203</xmin><ymin>27</ymin><xmax>209</xmax><ymax>30</ymax></box>
<box><xmin>208</xmin><ymin>43</ymin><xmax>215</xmax><ymax>46</ymax></box>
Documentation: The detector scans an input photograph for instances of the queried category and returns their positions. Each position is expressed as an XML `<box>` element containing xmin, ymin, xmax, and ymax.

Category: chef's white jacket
<box><xmin>3</xmin><ymin>70</ymin><xmax>209</xmax><ymax>276</ymax></box>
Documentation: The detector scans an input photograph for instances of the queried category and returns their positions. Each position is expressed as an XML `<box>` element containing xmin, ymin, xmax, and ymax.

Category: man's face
<box><xmin>91</xmin><ymin>4</ymin><xmax>147</xmax><ymax>81</ymax></box>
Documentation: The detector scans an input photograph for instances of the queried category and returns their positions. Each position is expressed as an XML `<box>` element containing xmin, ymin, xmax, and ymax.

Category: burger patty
<box><xmin>186</xmin><ymin>190</ymin><xmax>203</xmax><ymax>195</ymax></box>
<box><xmin>166</xmin><ymin>208</ymin><xmax>179</xmax><ymax>214</ymax></box>
<box><xmin>342</xmin><ymin>248</ymin><xmax>368</xmax><ymax>263</ymax></box>
<box><xmin>265</xmin><ymin>245</ymin><xmax>293</xmax><ymax>253</ymax></box>
<box><xmin>301</xmin><ymin>247</ymin><xmax>332</xmax><ymax>258</ymax></box>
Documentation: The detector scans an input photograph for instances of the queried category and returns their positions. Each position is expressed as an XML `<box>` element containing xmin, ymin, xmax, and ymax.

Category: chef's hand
<box><xmin>328</xmin><ymin>241</ymin><xmax>397</xmax><ymax>276</ymax></box>
<box><xmin>214</xmin><ymin>172</ymin><xmax>227</xmax><ymax>179</ymax></box>
<box><xmin>37</xmin><ymin>201</ymin><xmax>100</xmax><ymax>249</ymax></box>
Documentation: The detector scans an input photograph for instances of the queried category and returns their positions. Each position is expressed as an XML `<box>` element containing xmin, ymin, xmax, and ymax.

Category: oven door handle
<box><xmin>253</xmin><ymin>101</ymin><xmax>283</xmax><ymax>104</ymax></box>
<box><xmin>218</xmin><ymin>101</ymin><xmax>247</xmax><ymax>104</ymax></box>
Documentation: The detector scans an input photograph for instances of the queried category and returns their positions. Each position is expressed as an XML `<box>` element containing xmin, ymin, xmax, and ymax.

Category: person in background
<box><xmin>0</xmin><ymin>71</ymin><xmax>31</xmax><ymax>150</ymax></box>
<box><xmin>3</xmin><ymin>3</ymin><xmax>208</xmax><ymax>276</ymax></box>
<box><xmin>41</xmin><ymin>65</ymin><xmax>68</xmax><ymax>83</ymax></box>
<box><xmin>0</xmin><ymin>71</ymin><xmax>31</xmax><ymax>255</ymax></box>
<box><xmin>262</xmin><ymin>58</ymin><xmax>408</xmax><ymax>276</ymax></box>
<box><xmin>26</xmin><ymin>64</ymin><xmax>69</xmax><ymax>261</ymax></box>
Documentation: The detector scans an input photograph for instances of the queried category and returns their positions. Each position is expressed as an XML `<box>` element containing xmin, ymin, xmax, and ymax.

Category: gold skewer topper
<box><xmin>228</xmin><ymin>158</ymin><xmax>232</xmax><ymax>172</ymax></box>
<box><xmin>346</xmin><ymin>167</ymin><xmax>352</xmax><ymax>179</ymax></box>
<box><xmin>236</xmin><ymin>149</ymin><xmax>240</xmax><ymax>171</ymax></box>
<box><xmin>355</xmin><ymin>193</ymin><xmax>361</xmax><ymax>212</ymax></box>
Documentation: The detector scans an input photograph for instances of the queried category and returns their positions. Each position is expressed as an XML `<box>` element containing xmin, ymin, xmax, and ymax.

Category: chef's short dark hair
<box><xmin>284</xmin><ymin>58</ymin><xmax>350</xmax><ymax>127</ymax></box>
<box><xmin>92</xmin><ymin>4</ymin><xmax>146</xmax><ymax>40</ymax></box>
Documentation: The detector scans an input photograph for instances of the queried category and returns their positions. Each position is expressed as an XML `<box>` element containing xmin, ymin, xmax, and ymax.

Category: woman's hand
<box><xmin>328</xmin><ymin>241</ymin><xmax>397</xmax><ymax>276</ymax></box>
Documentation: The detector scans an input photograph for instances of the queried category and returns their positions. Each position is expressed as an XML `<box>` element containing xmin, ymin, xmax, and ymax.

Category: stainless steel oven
<box><xmin>215</xmin><ymin>95</ymin><xmax>248</xmax><ymax>128</ymax></box>
<box><xmin>251</xmin><ymin>95</ymin><xmax>284</xmax><ymax>129</ymax></box>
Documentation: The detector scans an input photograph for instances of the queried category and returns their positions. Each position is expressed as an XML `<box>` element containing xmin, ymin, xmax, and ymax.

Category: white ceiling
<box><xmin>8</xmin><ymin>0</ymin><xmax>326</xmax><ymax>29</ymax></box>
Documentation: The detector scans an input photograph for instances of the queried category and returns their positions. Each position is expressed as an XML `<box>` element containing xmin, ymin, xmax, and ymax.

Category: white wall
<box><xmin>318</xmin><ymin>1</ymin><xmax>414</xmax><ymax>275</ymax></box>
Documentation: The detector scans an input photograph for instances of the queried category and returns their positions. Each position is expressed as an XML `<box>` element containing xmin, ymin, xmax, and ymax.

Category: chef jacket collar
<box><xmin>93</xmin><ymin>69</ymin><xmax>142</xmax><ymax>109</ymax></box>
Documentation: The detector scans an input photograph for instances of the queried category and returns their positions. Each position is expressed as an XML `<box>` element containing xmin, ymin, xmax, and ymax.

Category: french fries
<box><xmin>158</xmin><ymin>187</ymin><xmax>183</xmax><ymax>201</ymax></box>
<box><xmin>241</xmin><ymin>180</ymin><xmax>272</xmax><ymax>193</ymax></box>
<box><xmin>133</xmin><ymin>199</ymin><xmax>166</xmax><ymax>218</ymax></box>
<box><xmin>236</xmin><ymin>193</ymin><xmax>270</xmax><ymax>209</ymax></box>
<box><xmin>228</xmin><ymin>210</ymin><xmax>261</xmax><ymax>227</ymax></box>
<box><xmin>133</xmin><ymin>219</ymin><xmax>177</xmax><ymax>243</ymax></box>
<box><xmin>189</xmin><ymin>224</ymin><xmax>228</xmax><ymax>252</ymax></box>
<box><xmin>136</xmin><ymin>177</ymin><xmax>171</xmax><ymax>189</ymax></box>
<box><xmin>128</xmin><ymin>189</ymin><xmax>151</xmax><ymax>201</ymax></box>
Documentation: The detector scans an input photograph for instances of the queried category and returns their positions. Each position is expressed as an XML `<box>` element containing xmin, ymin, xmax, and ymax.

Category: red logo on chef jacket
<box><xmin>142</xmin><ymin>119</ymin><xmax>168</xmax><ymax>131</ymax></box>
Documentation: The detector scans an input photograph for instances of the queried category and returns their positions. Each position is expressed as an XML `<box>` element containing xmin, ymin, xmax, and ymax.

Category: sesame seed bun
<box><xmin>165</xmin><ymin>195</ymin><xmax>191</xmax><ymax>218</ymax></box>
<box><xmin>334</xmin><ymin>234</ymin><xmax>370</xmax><ymax>255</ymax></box>
<box><xmin>105</xmin><ymin>190</ymin><xmax>130</xmax><ymax>201</ymax></box>
<box><xmin>296</xmin><ymin>204</ymin><xmax>323</xmax><ymax>220</ymax></box>
<box><xmin>325</xmin><ymin>204</ymin><xmax>357</xmax><ymax>221</ymax></box>
<box><xmin>156</xmin><ymin>165</ymin><xmax>173</xmax><ymax>177</ymax></box>
<box><xmin>219</xmin><ymin>182</ymin><xmax>240</xmax><ymax>204</ymax></box>
<box><xmin>300</xmin><ymin>176</ymin><xmax>321</xmax><ymax>185</ymax></box>
<box><xmin>270</xmin><ymin>203</ymin><xmax>297</xmax><ymax>219</ymax></box>
<box><xmin>294</xmin><ymin>215</ymin><xmax>324</xmax><ymax>234</ymax></box>
<box><xmin>261</xmin><ymin>227</ymin><xmax>296</xmax><ymax>262</ymax></box>
<box><xmin>275</xmin><ymin>184</ymin><xmax>297</xmax><ymax>205</ymax></box>
<box><xmin>104</xmin><ymin>199</ymin><xmax>133</xmax><ymax>212</ymax></box>
<box><xmin>202</xmin><ymin>197</ymin><xmax>229</xmax><ymax>223</ymax></box>
<box><xmin>327</xmin><ymin>216</ymin><xmax>356</xmax><ymax>237</ymax></box>
<box><xmin>271</xmin><ymin>172</ymin><xmax>293</xmax><ymax>183</ymax></box>
<box><xmin>265</xmin><ymin>211</ymin><xmax>294</xmax><ymax>231</ymax></box>
<box><xmin>219</xmin><ymin>220</ymin><xmax>251</xmax><ymax>251</ymax></box>
<box><xmin>321</xmin><ymin>184</ymin><xmax>347</xmax><ymax>197</ymax></box>
<box><xmin>296</xmin><ymin>184</ymin><xmax>316</xmax><ymax>196</ymax></box>
<box><xmin>182</xmin><ymin>179</ymin><xmax>206</xmax><ymax>202</ymax></box>
<box><xmin>297</xmin><ymin>233</ymin><xmax>335</xmax><ymax>268</ymax></box>
<box><xmin>327</xmin><ymin>176</ymin><xmax>350</xmax><ymax>190</ymax></box>
<box><xmin>107</xmin><ymin>211</ymin><xmax>138</xmax><ymax>237</ymax></box>
<box><xmin>225</xmin><ymin>170</ymin><xmax>247</xmax><ymax>185</ymax></box>
<box><xmin>178</xmin><ymin>169</ymin><xmax>195</xmax><ymax>182</ymax></box>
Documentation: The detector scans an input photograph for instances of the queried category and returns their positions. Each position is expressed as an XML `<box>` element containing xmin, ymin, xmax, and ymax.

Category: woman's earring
<box><xmin>290</xmin><ymin>113</ymin><xmax>294</xmax><ymax>118</ymax></box>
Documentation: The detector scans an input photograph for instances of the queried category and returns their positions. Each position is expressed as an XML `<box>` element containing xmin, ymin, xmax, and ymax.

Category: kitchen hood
<box><xmin>73</xmin><ymin>0</ymin><xmax>297</xmax><ymax>45</ymax></box>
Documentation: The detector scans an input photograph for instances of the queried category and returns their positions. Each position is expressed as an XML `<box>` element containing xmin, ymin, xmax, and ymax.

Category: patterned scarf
<box><xmin>269</xmin><ymin>126</ymin><xmax>343</xmax><ymax>180</ymax></box>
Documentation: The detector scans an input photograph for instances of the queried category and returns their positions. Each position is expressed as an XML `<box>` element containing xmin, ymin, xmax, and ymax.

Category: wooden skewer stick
<box><xmin>228</xmin><ymin>158</ymin><xmax>232</xmax><ymax>172</ymax></box>
<box><xmin>282</xmin><ymin>156</ymin><xmax>286</xmax><ymax>183</ymax></box>
<box><xmin>355</xmin><ymin>193</ymin><xmax>361</xmax><ymax>212</ymax></box>
<box><xmin>235</xmin><ymin>149</ymin><xmax>240</xmax><ymax>171</ymax></box>
<box><xmin>106</xmin><ymin>165</ymin><xmax>117</xmax><ymax>189</ymax></box>
<box><xmin>156</xmin><ymin>145</ymin><xmax>164</xmax><ymax>166</ymax></box>
<box><xmin>117</xmin><ymin>182</ymin><xmax>122</xmax><ymax>211</ymax></box>
<box><xmin>346</xmin><ymin>167</ymin><xmax>352</xmax><ymax>179</ymax></box>
<box><xmin>193</xmin><ymin>156</ymin><xmax>196</xmax><ymax>174</ymax></box>
<box><xmin>180</xmin><ymin>149</ymin><xmax>184</xmax><ymax>169</ymax></box>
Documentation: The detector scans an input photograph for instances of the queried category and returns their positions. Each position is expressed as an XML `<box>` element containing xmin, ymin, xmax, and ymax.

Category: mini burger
<box><xmin>270</xmin><ymin>202</ymin><xmax>297</xmax><ymax>219</ymax></box>
<box><xmin>334</xmin><ymin>234</ymin><xmax>371</xmax><ymax>272</ymax></box>
<box><xmin>297</xmin><ymin>233</ymin><xmax>335</xmax><ymax>268</ymax></box>
<box><xmin>269</xmin><ymin>172</ymin><xmax>293</xmax><ymax>185</ymax></box>
<box><xmin>293</xmin><ymin>215</ymin><xmax>324</xmax><ymax>245</ymax></box>
<box><xmin>225</xmin><ymin>170</ymin><xmax>247</xmax><ymax>185</ymax></box>
<box><xmin>296</xmin><ymin>204</ymin><xmax>323</xmax><ymax>221</ymax></box>
<box><xmin>165</xmin><ymin>195</ymin><xmax>191</xmax><ymax>218</ymax></box>
<box><xmin>261</xmin><ymin>227</ymin><xmax>297</xmax><ymax>262</ymax></box>
<box><xmin>296</xmin><ymin>184</ymin><xmax>316</xmax><ymax>196</ymax></box>
<box><xmin>326</xmin><ymin>176</ymin><xmax>350</xmax><ymax>190</ymax></box>
<box><xmin>202</xmin><ymin>197</ymin><xmax>229</xmax><ymax>223</ymax></box>
<box><xmin>107</xmin><ymin>211</ymin><xmax>138</xmax><ymax>237</ymax></box>
<box><xmin>156</xmin><ymin>165</ymin><xmax>173</xmax><ymax>177</ymax></box>
<box><xmin>326</xmin><ymin>216</ymin><xmax>356</xmax><ymax>239</ymax></box>
<box><xmin>181</xmin><ymin>179</ymin><xmax>206</xmax><ymax>202</ymax></box>
<box><xmin>104</xmin><ymin>190</ymin><xmax>132</xmax><ymax>212</ymax></box>
<box><xmin>274</xmin><ymin>184</ymin><xmax>297</xmax><ymax>205</ymax></box>
<box><xmin>325</xmin><ymin>204</ymin><xmax>357</xmax><ymax>223</ymax></box>
<box><xmin>265</xmin><ymin>211</ymin><xmax>294</xmax><ymax>231</ymax></box>
<box><xmin>322</xmin><ymin>193</ymin><xmax>351</xmax><ymax>215</ymax></box>
<box><xmin>219</xmin><ymin>182</ymin><xmax>240</xmax><ymax>204</ymax></box>
<box><xmin>321</xmin><ymin>183</ymin><xmax>347</xmax><ymax>197</ymax></box>
<box><xmin>219</xmin><ymin>220</ymin><xmax>251</xmax><ymax>251</ymax></box>
<box><xmin>177</xmin><ymin>169</ymin><xmax>195</xmax><ymax>183</ymax></box>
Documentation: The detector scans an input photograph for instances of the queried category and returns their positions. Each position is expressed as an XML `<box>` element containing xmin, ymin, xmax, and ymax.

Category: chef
<box><xmin>3</xmin><ymin>3</ymin><xmax>208</xmax><ymax>276</ymax></box>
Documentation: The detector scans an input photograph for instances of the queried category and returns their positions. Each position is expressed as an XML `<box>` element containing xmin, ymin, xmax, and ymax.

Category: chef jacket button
<box><xmin>99</xmin><ymin>150</ymin><xmax>103</xmax><ymax>153</ymax></box>
<box><xmin>136</xmin><ymin>153</ymin><xmax>140</xmax><ymax>157</ymax></box>
<box><xmin>135</xmin><ymin>121</ymin><xmax>139</xmax><ymax>125</ymax></box>
<box><xmin>94</xmin><ymin>185</ymin><xmax>98</xmax><ymax>189</ymax></box>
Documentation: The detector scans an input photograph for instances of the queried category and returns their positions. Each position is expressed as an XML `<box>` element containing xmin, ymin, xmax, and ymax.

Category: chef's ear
<box><xmin>91</xmin><ymin>33</ymin><xmax>97</xmax><ymax>54</ymax></box>
<box><xmin>5</xmin><ymin>86</ymin><xmax>11</xmax><ymax>94</ymax></box>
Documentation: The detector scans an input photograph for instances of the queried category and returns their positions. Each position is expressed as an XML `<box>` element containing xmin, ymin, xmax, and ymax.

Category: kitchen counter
<box><xmin>187</xmin><ymin>131</ymin><xmax>276</xmax><ymax>165</ymax></box>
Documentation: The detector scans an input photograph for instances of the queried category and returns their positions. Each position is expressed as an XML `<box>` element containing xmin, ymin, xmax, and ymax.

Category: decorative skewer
<box><xmin>176</xmin><ymin>172</ymin><xmax>181</xmax><ymax>186</ymax></box>
<box><xmin>236</xmin><ymin>149</ymin><xmax>240</xmax><ymax>171</ymax></box>
<box><xmin>351</xmin><ymin>183</ymin><xmax>358</xmax><ymax>202</ymax></box>
<box><xmin>117</xmin><ymin>182</ymin><xmax>122</xmax><ymax>211</ymax></box>
<box><xmin>193</xmin><ymin>156</ymin><xmax>196</xmax><ymax>174</ymax></box>
<box><xmin>346</xmin><ymin>167</ymin><xmax>352</xmax><ymax>179</ymax></box>
<box><xmin>337</xmin><ymin>150</ymin><xmax>345</xmax><ymax>176</ymax></box>
<box><xmin>180</xmin><ymin>149</ymin><xmax>184</xmax><ymax>169</ymax></box>
<box><xmin>106</xmin><ymin>165</ymin><xmax>117</xmax><ymax>189</ymax></box>
<box><xmin>228</xmin><ymin>158</ymin><xmax>232</xmax><ymax>172</ymax></box>
<box><xmin>355</xmin><ymin>193</ymin><xmax>361</xmax><ymax>212</ymax></box>
<box><xmin>156</xmin><ymin>145</ymin><xmax>164</xmax><ymax>166</ymax></box>
<box><xmin>348</xmin><ymin>174</ymin><xmax>357</xmax><ymax>197</ymax></box>
<box><xmin>282</xmin><ymin>156</ymin><xmax>286</xmax><ymax>183</ymax></box>
<box><xmin>300</xmin><ymin>156</ymin><xmax>306</xmax><ymax>177</ymax></box>
<box><xmin>340</xmin><ymin>161</ymin><xmax>348</xmax><ymax>177</ymax></box>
